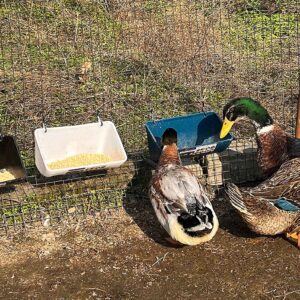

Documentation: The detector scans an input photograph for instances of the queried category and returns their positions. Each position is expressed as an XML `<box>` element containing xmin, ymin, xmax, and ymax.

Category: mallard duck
<box><xmin>149</xmin><ymin>128</ymin><xmax>219</xmax><ymax>245</ymax></box>
<box><xmin>220</xmin><ymin>97</ymin><xmax>300</xmax><ymax>176</ymax></box>
<box><xmin>225</xmin><ymin>182</ymin><xmax>300</xmax><ymax>247</ymax></box>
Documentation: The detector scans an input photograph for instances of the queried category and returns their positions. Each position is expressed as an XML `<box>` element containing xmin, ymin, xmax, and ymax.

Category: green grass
<box><xmin>0</xmin><ymin>0</ymin><xmax>299</xmax><ymax>224</ymax></box>
<box><xmin>0</xmin><ymin>102</ymin><xmax>7</xmax><ymax>125</ymax></box>
<box><xmin>0</xmin><ymin>6</ymin><xmax>14</xmax><ymax>17</ymax></box>
<box><xmin>1</xmin><ymin>188</ymin><xmax>125</xmax><ymax>225</ymax></box>
<box><xmin>232</xmin><ymin>0</ymin><xmax>298</xmax><ymax>13</ymax></box>
<box><xmin>20</xmin><ymin>151</ymin><xmax>35</xmax><ymax>169</ymax></box>
<box><xmin>30</xmin><ymin>5</ymin><xmax>59</xmax><ymax>22</ymax></box>
<box><xmin>143</xmin><ymin>0</ymin><xmax>170</xmax><ymax>15</ymax></box>
<box><xmin>203</xmin><ymin>90</ymin><xmax>225</xmax><ymax>112</ymax></box>
<box><xmin>222</xmin><ymin>11</ymin><xmax>297</xmax><ymax>57</ymax></box>
<box><xmin>0</xmin><ymin>1</ymin><xmax>121</xmax><ymax>71</ymax></box>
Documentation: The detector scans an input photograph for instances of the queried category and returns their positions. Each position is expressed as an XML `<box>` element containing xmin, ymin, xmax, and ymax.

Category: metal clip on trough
<box><xmin>97</xmin><ymin>111</ymin><xmax>103</xmax><ymax>127</ymax></box>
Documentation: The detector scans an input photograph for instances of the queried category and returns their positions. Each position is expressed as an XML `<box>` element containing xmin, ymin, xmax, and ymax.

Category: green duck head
<box><xmin>220</xmin><ymin>97</ymin><xmax>273</xmax><ymax>139</ymax></box>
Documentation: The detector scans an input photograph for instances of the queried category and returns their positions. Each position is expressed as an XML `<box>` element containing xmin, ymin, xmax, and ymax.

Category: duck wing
<box><xmin>253</xmin><ymin>158</ymin><xmax>300</xmax><ymax>189</ymax></box>
<box><xmin>225</xmin><ymin>183</ymin><xmax>297</xmax><ymax>216</ymax></box>
<box><xmin>226</xmin><ymin>183</ymin><xmax>300</xmax><ymax>235</ymax></box>
<box><xmin>225</xmin><ymin>183</ymin><xmax>264</xmax><ymax>216</ymax></box>
<box><xmin>155</xmin><ymin>166</ymin><xmax>212</xmax><ymax>215</ymax></box>
<box><xmin>251</xmin><ymin>180</ymin><xmax>300</xmax><ymax>204</ymax></box>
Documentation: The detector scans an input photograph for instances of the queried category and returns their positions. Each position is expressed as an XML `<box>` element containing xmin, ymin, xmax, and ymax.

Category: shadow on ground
<box><xmin>122</xmin><ymin>159</ymin><xmax>262</xmax><ymax>248</ymax></box>
<box><xmin>123</xmin><ymin>160</ymin><xmax>185</xmax><ymax>248</ymax></box>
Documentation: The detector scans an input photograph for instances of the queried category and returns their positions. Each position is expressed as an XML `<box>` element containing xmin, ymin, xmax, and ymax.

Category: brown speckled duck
<box><xmin>149</xmin><ymin>128</ymin><xmax>219</xmax><ymax>245</ymax></box>
<box><xmin>225</xmin><ymin>181</ymin><xmax>300</xmax><ymax>248</ymax></box>
<box><xmin>220</xmin><ymin>97</ymin><xmax>300</xmax><ymax>176</ymax></box>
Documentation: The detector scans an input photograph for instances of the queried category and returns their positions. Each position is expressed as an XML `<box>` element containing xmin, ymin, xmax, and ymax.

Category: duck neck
<box><xmin>158</xmin><ymin>143</ymin><xmax>181</xmax><ymax>166</ymax></box>
<box><xmin>256</xmin><ymin>124</ymin><xmax>288</xmax><ymax>175</ymax></box>
<box><xmin>250</xmin><ymin>112</ymin><xmax>273</xmax><ymax>131</ymax></box>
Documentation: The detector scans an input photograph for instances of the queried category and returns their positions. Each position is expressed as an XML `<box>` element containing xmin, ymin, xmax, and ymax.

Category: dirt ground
<box><xmin>0</xmin><ymin>195</ymin><xmax>300</xmax><ymax>300</ymax></box>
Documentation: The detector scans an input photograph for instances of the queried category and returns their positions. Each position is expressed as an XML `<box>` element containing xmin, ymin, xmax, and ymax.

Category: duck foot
<box><xmin>286</xmin><ymin>232</ymin><xmax>300</xmax><ymax>249</ymax></box>
<box><xmin>165</xmin><ymin>237</ymin><xmax>183</xmax><ymax>246</ymax></box>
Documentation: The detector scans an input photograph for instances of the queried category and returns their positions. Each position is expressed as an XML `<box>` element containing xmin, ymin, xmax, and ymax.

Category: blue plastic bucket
<box><xmin>145</xmin><ymin>112</ymin><xmax>234</xmax><ymax>162</ymax></box>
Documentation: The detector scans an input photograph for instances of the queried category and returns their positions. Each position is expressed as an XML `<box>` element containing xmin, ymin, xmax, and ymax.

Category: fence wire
<box><xmin>0</xmin><ymin>0</ymin><xmax>299</xmax><ymax>232</ymax></box>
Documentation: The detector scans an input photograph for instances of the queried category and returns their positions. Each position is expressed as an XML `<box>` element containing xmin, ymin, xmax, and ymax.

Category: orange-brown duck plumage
<box><xmin>256</xmin><ymin>124</ymin><xmax>289</xmax><ymax>176</ymax></box>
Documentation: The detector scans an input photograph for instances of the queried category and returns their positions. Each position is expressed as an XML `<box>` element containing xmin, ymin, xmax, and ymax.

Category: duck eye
<box><xmin>226</xmin><ymin>106</ymin><xmax>238</xmax><ymax>121</ymax></box>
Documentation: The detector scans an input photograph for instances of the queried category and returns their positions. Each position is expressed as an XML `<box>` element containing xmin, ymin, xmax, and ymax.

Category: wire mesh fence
<box><xmin>0</xmin><ymin>0</ymin><xmax>299</xmax><ymax>232</ymax></box>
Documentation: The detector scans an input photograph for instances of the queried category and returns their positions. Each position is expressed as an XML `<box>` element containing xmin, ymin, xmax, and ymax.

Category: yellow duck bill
<box><xmin>220</xmin><ymin>117</ymin><xmax>235</xmax><ymax>139</ymax></box>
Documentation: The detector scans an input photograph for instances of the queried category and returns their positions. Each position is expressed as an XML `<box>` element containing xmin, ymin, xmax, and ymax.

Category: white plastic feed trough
<box><xmin>34</xmin><ymin>121</ymin><xmax>127</xmax><ymax>177</ymax></box>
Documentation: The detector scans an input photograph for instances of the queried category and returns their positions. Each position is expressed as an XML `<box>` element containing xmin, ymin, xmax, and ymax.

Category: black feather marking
<box><xmin>164</xmin><ymin>205</ymin><xmax>171</xmax><ymax>214</ymax></box>
<box><xmin>198</xmin><ymin>206</ymin><xmax>213</xmax><ymax>224</ymax></box>
<box><xmin>186</xmin><ymin>202</ymin><xmax>197</xmax><ymax>216</ymax></box>
<box><xmin>177</xmin><ymin>206</ymin><xmax>214</xmax><ymax>237</ymax></box>
<box><xmin>178</xmin><ymin>212</ymin><xmax>200</xmax><ymax>229</ymax></box>
<box><xmin>185</xmin><ymin>228</ymin><xmax>212</xmax><ymax>237</ymax></box>
<box><xmin>287</xmin><ymin>136</ymin><xmax>300</xmax><ymax>158</ymax></box>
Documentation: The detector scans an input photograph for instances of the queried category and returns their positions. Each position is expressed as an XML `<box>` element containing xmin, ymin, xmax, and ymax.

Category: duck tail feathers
<box><xmin>177</xmin><ymin>206</ymin><xmax>214</xmax><ymax>237</ymax></box>
<box><xmin>225</xmin><ymin>183</ymin><xmax>250</xmax><ymax>215</ymax></box>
